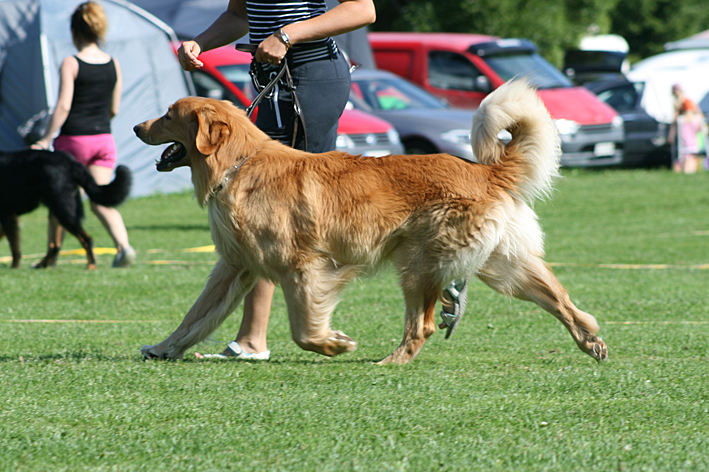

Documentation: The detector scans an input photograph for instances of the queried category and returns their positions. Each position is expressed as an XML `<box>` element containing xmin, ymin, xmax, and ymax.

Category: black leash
<box><xmin>235</xmin><ymin>43</ymin><xmax>308</xmax><ymax>151</ymax></box>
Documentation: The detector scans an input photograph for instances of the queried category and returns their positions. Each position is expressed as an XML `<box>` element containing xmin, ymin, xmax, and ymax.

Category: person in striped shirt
<box><xmin>178</xmin><ymin>0</ymin><xmax>376</xmax><ymax>360</ymax></box>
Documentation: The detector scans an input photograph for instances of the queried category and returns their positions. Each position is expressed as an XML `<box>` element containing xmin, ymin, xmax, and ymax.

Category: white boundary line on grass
<box><xmin>604</xmin><ymin>321</ymin><xmax>709</xmax><ymax>325</ymax></box>
<box><xmin>0</xmin><ymin>320</ymin><xmax>163</xmax><ymax>323</ymax></box>
<box><xmin>3</xmin><ymin>246</ymin><xmax>709</xmax><ymax>269</ymax></box>
<box><xmin>548</xmin><ymin>262</ymin><xmax>709</xmax><ymax>270</ymax></box>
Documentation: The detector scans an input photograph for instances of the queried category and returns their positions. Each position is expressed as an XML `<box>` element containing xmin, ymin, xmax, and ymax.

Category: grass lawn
<box><xmin>1</xmin><ymin>168</ymin><xmax>708</xmax><ymax>471</ymax></box>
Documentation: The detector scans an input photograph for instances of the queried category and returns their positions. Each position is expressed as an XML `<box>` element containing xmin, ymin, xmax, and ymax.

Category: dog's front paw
<box><xmin>141</xmin><ymin>344</ymin><xmax>165</xmax><ymax>360</ymax></box>
<box><xmin>141</xmin><ymin>343</ymin><xmax>186</xmax><ymax>360</ymax></box>
<box><xmin>326</xmin><ymin>331</ymin><xmax>358</xmax><ymax>356</ymax></box>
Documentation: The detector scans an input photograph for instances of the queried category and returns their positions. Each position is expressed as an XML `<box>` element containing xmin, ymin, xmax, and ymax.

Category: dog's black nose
<box><xmin>133</xmin><ymin>125</ymin><xmax>140</xmax><ymax>135</ymax></box>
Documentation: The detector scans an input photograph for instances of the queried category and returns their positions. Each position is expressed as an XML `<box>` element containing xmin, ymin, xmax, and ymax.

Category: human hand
<box><xmin>178</xmin><ymin>40</ymin><xmax>204</xmax><ymax>71</ymax></box>
<box><xmin>255</xmin><ymin>35</ymin><xmax>288</xmax><ymax>65</ymax></box>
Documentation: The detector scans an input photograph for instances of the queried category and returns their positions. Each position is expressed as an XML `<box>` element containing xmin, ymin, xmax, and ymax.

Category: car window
<box><xmin>190</xmin><ymin>70</ymin><xmax>243</xmax><ymax>108</ymax></box>
<box><xmin>352</xmin><ymin>77</ymin><xmax>446</xmax><ymax>111</ymax></box>
<box><xmin>596</xmin><ymin>84</ymin><xmax>638</xmax><ymax>112</ymax></box>
<box><xmin>482</xmin><ymin>53</ymin><xmax>573</xmax><ymax>89</ymax></box>
<box><xmin>428</xmin><ymin>51</ymin><xmax>484</xmax><ymax>91</ymax></box>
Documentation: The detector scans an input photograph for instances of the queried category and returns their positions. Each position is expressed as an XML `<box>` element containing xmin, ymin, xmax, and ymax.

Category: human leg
<box><xmin>683</xmin><ymin>154</ymin><xmax>699</xmax><ymax>174</ymax></box>
<box><xmin>0</xmin><ymin>214</ymin><xmax>21</xmax><ymax>268</ymax></box>
<box><xmin>221</xmin><ymin>278</ymin><xmax>274</xmax><ymax>356</ymax></box>
<box><xmin>196</xmin><ymin>278</ymin><xmax>274</xmax><ymax>359</ymax></box>
<box><xmin>289</xmin><ymin>53</ymin><xmax>351</xmax><ymax>152</ymax></box>
<box><xmin>87</xmin><ymin>164</ymin><xmax>134</xmax><ymax>267</ymax></box>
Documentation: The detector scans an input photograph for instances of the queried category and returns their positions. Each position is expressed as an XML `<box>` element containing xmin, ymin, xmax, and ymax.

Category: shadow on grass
<box><xmin>0</xmin><ymin>350</ymin><xmax>128</xmax><ymax>363</ymax></box>
<box><xmin>150</xmin><ymin>357</ymin><xmax>386</xmax><ymax>365</ymax></box>
<box><xmin>1</xmin><ymin>350</ymin><xmax>386</xmax><ymax>365</ymax></box>
<box><xmin>128</xmin><ymin>224</ymin><xmax>209</xmax><ymax>232</ymax></box>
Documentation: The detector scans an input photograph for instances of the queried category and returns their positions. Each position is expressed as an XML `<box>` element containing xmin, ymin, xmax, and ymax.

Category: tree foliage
<box><xmin>609</xmin><ymin>0</ymin><xmax>709</xmax><ymax>61</ymax></box>
<box><xmin>372</xmin><ymin>0</ymin><xmax>709</xmax><ymax>66</ymax></box>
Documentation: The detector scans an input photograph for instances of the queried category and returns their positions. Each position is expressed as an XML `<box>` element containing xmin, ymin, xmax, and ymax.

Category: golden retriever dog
<box><xmin>134</xmin><ymin>80</ymin><xmax>607</xmax><ymax>365</ymax></box>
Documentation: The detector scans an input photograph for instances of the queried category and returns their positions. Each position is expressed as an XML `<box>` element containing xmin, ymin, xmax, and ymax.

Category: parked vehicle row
<box><xmin>367</xmin><ymin>32</ymin><xmax>626</xmax><ymax>167</ymax></box>
<box><xmin>182</xmin><ymin>33</ymin><xmax>679</xmax><ymax>169</ymax></box>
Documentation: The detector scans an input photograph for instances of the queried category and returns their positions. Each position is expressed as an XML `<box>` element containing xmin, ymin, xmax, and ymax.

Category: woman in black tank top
<box><xmin>177</xmin><ymin>0</ymin><xmax>377</xmax><ymax>360</ymax></box>
<box><xmin>32</xmin><ymin>2</ymin><xmax>135</xmax><ymax>268</ymax></box>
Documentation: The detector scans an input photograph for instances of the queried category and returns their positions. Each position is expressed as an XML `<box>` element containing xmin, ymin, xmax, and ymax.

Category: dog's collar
<box><xmin>212</xmin><ymin>155</ymin><xmax>251</xmax><ymax>195</ymax></box>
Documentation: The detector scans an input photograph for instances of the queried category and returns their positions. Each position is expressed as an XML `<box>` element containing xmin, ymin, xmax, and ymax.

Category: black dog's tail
<box><xmin>70</xmin><ymin>160</ymin><xmax>132</xmax><ymax>207</ymax></box>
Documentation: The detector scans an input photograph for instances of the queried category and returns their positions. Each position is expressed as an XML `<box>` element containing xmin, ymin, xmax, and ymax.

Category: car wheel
<box><xmin>404</xmin><ymin>139</ymin><xmax>438</xmax><ymax>155</ymax></box>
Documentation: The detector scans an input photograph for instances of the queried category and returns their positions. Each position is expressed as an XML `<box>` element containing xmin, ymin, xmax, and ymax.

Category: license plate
<box><xmin>594</xmin><ymin>142</ymin><xmax>615</xmax><ymax>157</ymax></box>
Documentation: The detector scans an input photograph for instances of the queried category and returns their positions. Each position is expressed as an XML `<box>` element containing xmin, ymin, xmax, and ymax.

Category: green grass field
<box><xmin>1</xmin><ymin>168</ymin><xmax>708</xmax><ymax>471</ymax></box>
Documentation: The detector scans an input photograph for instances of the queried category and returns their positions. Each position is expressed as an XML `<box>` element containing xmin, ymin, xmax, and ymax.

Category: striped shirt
<box><xmin>247</xmin><ymin>0</ymin><xmax>337</xmax><ymax>63</ymax></box>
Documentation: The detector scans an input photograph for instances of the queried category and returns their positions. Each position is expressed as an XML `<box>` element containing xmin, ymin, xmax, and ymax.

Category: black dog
<box><xmin>0</xmin><ymin>149</ymin><xmax>131</xmax><ymax>269</ymax></box>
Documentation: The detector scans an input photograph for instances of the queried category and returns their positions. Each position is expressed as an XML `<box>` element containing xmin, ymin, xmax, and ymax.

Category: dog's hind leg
<box><xmin>280</xmin><ymin>264</ymin><xmax>359</xmax><ymax>357</ymax></box>
<box><xmin>378</xmin><ymin>273</ymin><xmax>439</xmax><ymax>365</ymax></box>
<box><xmin>478</xmin><ymin>253</ymin><xmax>608</xmax><ymax>362</ymax></box>
<box><xmin>0</xmin><ymin>214</ymin><xmax>21</xmax><ymax>268</ymax></box>
<box><xmin>142</xmin><ymin>258</ymin><xmax>258</xmax><ymax>360</ymax></box>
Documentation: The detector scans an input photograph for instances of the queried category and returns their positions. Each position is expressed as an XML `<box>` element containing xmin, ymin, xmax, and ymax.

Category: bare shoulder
<box><xmin>61</xmin><ymin>55</ymin><xmax>79</xmax><ymax>70</ymax></box>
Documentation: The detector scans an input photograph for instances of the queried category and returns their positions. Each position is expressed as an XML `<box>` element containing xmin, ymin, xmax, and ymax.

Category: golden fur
<box><xmin>134</xmin><ymin>80</ymin><xmax>607</xmax><ymax>364</ymax></box>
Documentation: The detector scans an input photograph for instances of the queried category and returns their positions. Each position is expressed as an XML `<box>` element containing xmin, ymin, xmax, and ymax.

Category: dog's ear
<box><xmin>194</xmin><ymin>105</ymin><xmax>230</xmax><ymax>155</ymax></box>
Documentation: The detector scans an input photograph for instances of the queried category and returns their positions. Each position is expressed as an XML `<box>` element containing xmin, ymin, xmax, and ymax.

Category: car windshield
<box><xmin>216</xmin><ymin>64</ymin><xmax>257</xmax><ymax>101</ymax></box>
<box><xmin>595</xmin><ymin>82</ymin><xmax>645</xmax><ymax>112</ymax></box>
<box><xmin>351</xmin><ymin>77</ymin><xmax>447</xmax><ymax>111</ymax></box>
<box><xmin>482</xmin><ymin>53</ymin><xmax>573</xmax><ymax>89</ymax></box>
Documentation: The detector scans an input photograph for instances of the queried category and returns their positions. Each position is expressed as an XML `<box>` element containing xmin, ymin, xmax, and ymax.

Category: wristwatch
<box><xmin>276</xmin><ymin>28</ymin><xmax>292</xmax><ymax>50</ymax></box>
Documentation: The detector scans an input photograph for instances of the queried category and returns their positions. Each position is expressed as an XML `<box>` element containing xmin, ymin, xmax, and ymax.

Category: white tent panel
<box><xmin>628</xmin><ymin>50</ymin><xmax>709</xmax><ymax>124</ymax></box>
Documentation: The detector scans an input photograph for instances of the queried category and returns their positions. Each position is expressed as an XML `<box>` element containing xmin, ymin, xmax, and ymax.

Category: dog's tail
<box><xmin>68</xmin><ymin>156</ymin><xmax>132</xmax><ymax>207</ymax></box>
<box><xmin>471</xmin><ymin>79</ymin><xmax>561</xmax><ymax>202</ymax></box>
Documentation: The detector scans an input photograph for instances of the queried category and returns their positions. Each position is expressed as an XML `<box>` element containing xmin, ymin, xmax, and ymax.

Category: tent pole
<box><xmin>39</xmin><ymin>32</ymin><xmax>54</xmax><ymax>109</ymax></box>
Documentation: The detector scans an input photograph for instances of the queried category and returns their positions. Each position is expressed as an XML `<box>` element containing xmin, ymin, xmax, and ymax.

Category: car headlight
<box><xmin>611</xmin><ymin>115</ymin><xmax>624</xmax><ymax>132</ymax></box>
<box><xmin>440</xmin><ymin>129</ymin><xmax>471</xmax><ymax>145</ymax></box>
<box><xmin>336</xmin><ymin>134</ymin><xmax>355</xmax><ymax>150</ymax></box>
<box><xmin>387</xmin><ymin>127</ymin><xmax>401</xmax><ymax>145</ymax></box>
<box><xmin>555</xmin><ymin>119</ymin><xmax>580</xmax><ymax>136</ymax></box>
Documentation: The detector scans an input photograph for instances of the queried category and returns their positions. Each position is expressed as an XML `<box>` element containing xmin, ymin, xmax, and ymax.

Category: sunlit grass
<box><xmin>1</xmin><ymin>168</ymin><xmax>708</xmax><ymax>471</ymax></box>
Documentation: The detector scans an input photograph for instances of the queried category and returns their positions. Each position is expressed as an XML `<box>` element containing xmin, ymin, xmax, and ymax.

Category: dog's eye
<box><xmin>164</xmin><ymin>114</ymin><xmax>172</xmax><ymax>121</ymax></box>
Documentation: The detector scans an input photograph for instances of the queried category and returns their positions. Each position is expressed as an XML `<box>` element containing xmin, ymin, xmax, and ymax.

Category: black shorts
<box><xmin>254</xmin><ymin>52</ymin><xmax>351</xmax><ymax>153</ymax></box>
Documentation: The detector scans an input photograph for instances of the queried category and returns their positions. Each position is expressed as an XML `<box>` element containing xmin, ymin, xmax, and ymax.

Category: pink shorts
<box><xmin>54</xmin><ymin>134</ymin><xmax>117</xmax><ymax>169</ymax></box>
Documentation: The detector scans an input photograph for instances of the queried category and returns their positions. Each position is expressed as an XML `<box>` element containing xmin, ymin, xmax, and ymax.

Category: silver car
<box><xmin>349</xmin><ymin>69</ymin><xmax>476</xmax><ymax>161</ymax></box>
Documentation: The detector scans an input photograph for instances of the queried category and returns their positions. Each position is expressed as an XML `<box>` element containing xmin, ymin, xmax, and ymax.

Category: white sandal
<box><xmin>195</xmin><ymin>341</ymin><xmax>270</xmax><ymax>360</ymax></box>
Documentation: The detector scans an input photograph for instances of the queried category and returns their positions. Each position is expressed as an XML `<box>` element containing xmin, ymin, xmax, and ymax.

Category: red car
<box><xmin>186</xmin><ymin>45</ymin><xmax>404</xmax><ymax>157</ymax></box>
<box><xmin>369</xmin><ymin>33</ymin><xmax>625</xmax><ymax>167</ymax></box>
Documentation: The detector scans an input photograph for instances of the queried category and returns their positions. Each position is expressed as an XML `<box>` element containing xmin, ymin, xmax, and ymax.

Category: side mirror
<box><xmin>475</xmin><ymin>76</ymin><xmax>492</xmax><ymax>94</ymax></box>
